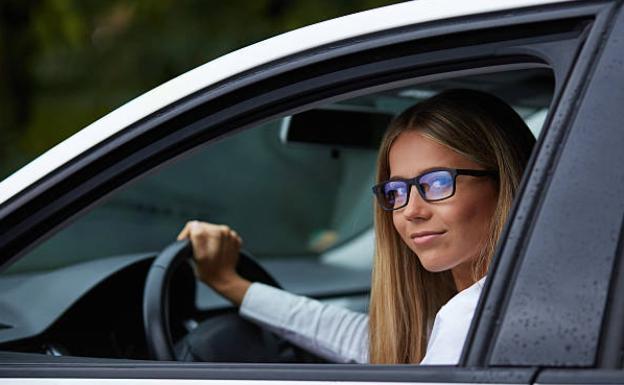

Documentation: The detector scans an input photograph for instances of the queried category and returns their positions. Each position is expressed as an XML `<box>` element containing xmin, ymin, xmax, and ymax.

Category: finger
<box><xmin>226</xmin><ymin>230</ymin><xmax>241</xmax><ymax>248</ymax></box>
<box><xmin>217</xmin><ymin>226</ymin><xmax>231</xmax><ymax>244</ymax></box>
<box><xmin>200</xmin><ymin>225</ymin><xmax>224</xmax><ymax>258</ymax></box>
<box><xmin>185</xmin><ymin>220</ymin><xmax>204</xmax><ymax>239</ymax></box>
<box><xmin>215</xmin><ymin>226</ymin><xmax>228</xmax><ymax>257</ymax></box>
<box><xmin>190</xmin><ymin>222</ymin><xmax>214</xmax><ymax>245</ymax></box>
<box><xmin>177</xmin><ymin>221</ymin><xmax>194</xmax><ymax>240</ymax></box>
<box><xmin>230</xmin><ymin>230</ymin><xmax>242</xmax><ymax>244</ymax></box>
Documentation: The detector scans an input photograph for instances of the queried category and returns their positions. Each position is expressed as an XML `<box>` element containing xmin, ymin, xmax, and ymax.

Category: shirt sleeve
<box><xmin>239</xmin><ymin>282</ymin><xmax>369</xmax><ymax>363</ymax></box>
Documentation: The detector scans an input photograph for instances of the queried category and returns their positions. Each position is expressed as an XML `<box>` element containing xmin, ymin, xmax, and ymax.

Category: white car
<box><xmin>2</xmin><ymin>0</ymin><xmax>624</xmax><ymax>384</ymax></box>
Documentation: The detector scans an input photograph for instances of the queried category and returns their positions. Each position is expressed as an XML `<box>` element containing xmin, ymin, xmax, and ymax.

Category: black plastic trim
<box><xmin>0</xmin><ymin>354</ymin><xmax>536</xmax><ymax>382</ymax></box>
<box><xmin>596</xmin><ymin>213</ymin><xmax>624</xmax><ymax>368</ymax></box>
<box><xmin>538</xmin><ymin>369</ymin><xmax>624</xmax><ymax>384</ymax></box>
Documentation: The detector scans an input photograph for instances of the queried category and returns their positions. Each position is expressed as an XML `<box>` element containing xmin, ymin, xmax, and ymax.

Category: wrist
<box><xmin>202</xmin><ymin>272</ymin><xmax>251</xmax><ymax>306</ymax></box>
<box><xmin>206</xmin><ymin>271</ymin><xmax>241</xmax><ymax>291</ymax></box>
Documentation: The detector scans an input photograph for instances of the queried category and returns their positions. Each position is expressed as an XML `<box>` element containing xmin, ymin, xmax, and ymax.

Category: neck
<box><xmin>451</xmin><ymin>263</ymin><xmax>476</xmax><ymax>291</ymax></box>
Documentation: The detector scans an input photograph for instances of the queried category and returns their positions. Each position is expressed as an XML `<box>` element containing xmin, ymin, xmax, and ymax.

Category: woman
<box><xmin>177</xmin><ymin>89</ymin><xmax>535</xmax><ymax>364</ymax></box>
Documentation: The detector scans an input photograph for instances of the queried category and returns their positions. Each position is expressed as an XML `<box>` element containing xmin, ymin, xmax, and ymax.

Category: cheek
<box><xmin>445</xmin><ymin>192</ymin><xmax>497</xmax><ymax>247</ymax></box>
<box><xmin>392</xmin><ymin>213</ymin><xmax>410</xmax><ymax>244</ymax></box>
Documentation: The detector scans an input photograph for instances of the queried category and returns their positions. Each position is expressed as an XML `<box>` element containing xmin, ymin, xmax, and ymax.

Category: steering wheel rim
<box><xmin>142</xmin><ymin>239</ymin><xmax>281</xmax><ymax>360</ymax></box>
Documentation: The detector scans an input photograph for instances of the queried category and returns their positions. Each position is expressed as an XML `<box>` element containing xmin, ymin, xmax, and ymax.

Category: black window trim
<box><xmin>0</xmin><ymin>357</ymin><xmax>536</xmax><ymax>383</ymax></box>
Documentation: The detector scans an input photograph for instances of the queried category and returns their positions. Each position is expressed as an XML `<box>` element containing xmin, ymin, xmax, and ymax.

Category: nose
<box><xmin>401</xmin><ymin>185</ymin><xmax>432</xmax><ymax>221</ymax></box>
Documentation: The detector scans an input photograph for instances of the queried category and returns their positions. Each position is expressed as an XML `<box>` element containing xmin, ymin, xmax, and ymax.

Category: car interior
<box><xmin>0</xmin><ymin>67</ymin><xmax>554</xmax><ymax>362</ymax></box>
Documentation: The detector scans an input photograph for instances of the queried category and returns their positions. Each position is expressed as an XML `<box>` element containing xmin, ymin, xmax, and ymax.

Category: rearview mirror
<box><xmin>280</xmin><ymin>106</ymin><xmax>394</xmax><ymax>150</ymax></box>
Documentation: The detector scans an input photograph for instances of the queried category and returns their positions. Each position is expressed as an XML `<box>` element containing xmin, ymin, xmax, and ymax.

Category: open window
<box><xmin>0</xmin><ymin>67</ymin><xmax>554</xmax><ymax>362</ymax></box>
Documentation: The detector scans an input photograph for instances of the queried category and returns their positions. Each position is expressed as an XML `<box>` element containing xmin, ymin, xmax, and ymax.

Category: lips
<box><xmin>410</xmin><ymin>230</ymin><xmax>446</xmax><ymax>245</ymax></box>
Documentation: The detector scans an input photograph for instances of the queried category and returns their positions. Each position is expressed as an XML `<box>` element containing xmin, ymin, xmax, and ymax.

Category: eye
<box><xmin>431</xmin><ymin>176</ymin><xmax>451</xmax><ymax>191</ymax></box>
<box><xmin>419</xmin><ymin>171</ymin><xmax>454</xmax><ymax>200</ymax></box>
<box><xmin>383</xmin><ymin>181</ymin><xmax>408</xmax><ymax>207</ymax></box>
<box><xmin>384</xmin><ymin>182</ymin><xmax>405</xmax><ymax>197</ymax></box>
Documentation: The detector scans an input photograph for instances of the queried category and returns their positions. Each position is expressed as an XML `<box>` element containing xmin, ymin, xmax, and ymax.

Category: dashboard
<box><xmin>0</xmin><ymin>252</ymin><xmax>370</xmax><ymax>360</ymax></box>
<box><xmin>0</xmin><ymin>255</ymin><xmax>155</xmax><ymax>358</ymax></box>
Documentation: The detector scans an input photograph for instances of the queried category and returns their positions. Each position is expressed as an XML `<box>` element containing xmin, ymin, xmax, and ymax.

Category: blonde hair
<box><xmin>368</xmin><ymin>89</ymin><xmax>535</xmax><ymax>364</ymax></box>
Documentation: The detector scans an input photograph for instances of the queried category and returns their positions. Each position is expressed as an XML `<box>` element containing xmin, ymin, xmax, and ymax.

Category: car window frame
<box><xmin>0</xmin><ymin>1</ymin><xmax>616</xmax><ymax>383</ymax></box>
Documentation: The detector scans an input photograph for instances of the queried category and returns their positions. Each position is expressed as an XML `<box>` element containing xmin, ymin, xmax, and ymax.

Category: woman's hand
<box><xmin>177</xmin><ymin>221</ymin><xmax>250</xmax><ymax>306</ymax></box>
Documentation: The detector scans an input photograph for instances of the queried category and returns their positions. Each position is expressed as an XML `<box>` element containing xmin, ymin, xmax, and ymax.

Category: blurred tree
<box><xmin>0</xmin><ymin>0</ymin><xmax>39</xmax><ymax>176</ymax></box>
<box><xmin>0</xmin><ymin>0</ymin><xmax>400</xmax><ymax>180</ymax></box>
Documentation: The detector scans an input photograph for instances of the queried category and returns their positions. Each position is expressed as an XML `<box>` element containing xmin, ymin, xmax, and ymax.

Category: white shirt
<box><xmin>239</xmin><ymin>278</ymin><xmax>485</xmax><ymax>364</ymax></box>
<box><xmin>420</xmin><ymin>277</ymin><xmax>485</xmax><ymax>364</ymax></box>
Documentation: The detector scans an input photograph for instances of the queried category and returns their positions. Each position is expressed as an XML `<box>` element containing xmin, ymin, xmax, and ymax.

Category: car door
<box><xmin>0</xmin><ymin>1</ymin><xmax>621</xmax><ymax>384</ymax></box>
<box><xmin>522</xmin><ymin>3</ymin><xmax>624</xmax><ymax>382</ymax></box>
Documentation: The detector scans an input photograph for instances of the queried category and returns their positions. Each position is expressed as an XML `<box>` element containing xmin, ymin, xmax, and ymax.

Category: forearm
<box><xmin>203</xmin><ymin>273</ymin><xmax>251</xmax><ymax>307</ymax></box>
<box><xmin>240</xmin><ymin>282</ymin><xmax>369</xmax><ymax>363</ymax></box>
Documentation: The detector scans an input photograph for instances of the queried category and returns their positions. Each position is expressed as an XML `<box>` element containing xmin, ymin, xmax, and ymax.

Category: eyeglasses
<box><xmin>372</xmin><ymin>168</ymin><xmax>497</xmax><ymax>211</ymax></box>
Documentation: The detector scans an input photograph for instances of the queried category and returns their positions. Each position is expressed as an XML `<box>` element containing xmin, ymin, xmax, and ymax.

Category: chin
<box><xmin>416</xmin><ymin>254</ymin><xmax>453</xmax><ymax>273</ymax></box>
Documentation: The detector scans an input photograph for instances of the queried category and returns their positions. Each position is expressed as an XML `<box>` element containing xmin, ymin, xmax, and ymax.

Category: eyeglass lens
<box><xmin>382</xmin><ymin>180</ymin><xmax>409</xmax><ymax>209</ymax></box>
<box><xmin>419</xmin><ymin>170</ymin><xmax>454</xmax><ymax>201</ymax></box>
<box><xmin>380</xmin><ymin>170</ymin><xmax>454</xmax><ymax>209</ymax></box>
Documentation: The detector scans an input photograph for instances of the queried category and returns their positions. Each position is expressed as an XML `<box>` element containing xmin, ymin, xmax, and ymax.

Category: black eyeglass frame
<box><xmin>372</xmin><ymin>168</ymin><xmax>498</xmax><ymax>211</ymax></box>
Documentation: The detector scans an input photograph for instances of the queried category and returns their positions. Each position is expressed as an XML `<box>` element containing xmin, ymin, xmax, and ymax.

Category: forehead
<box><xmin>388</xmin><ymin>131</ymin><xmax>478</xmax><ymax>177</ymax></box>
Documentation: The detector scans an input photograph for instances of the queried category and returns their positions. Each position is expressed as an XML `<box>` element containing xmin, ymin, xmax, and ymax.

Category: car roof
<box><xmin>0</xmin><ymin>0</ymin><xmax>573</xmax><ymax>206</ymax></box>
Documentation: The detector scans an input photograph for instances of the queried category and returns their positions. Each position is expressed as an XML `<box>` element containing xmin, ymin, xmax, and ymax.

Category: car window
<box><xmin>0</xmin><ymin>67</ymin><xmax>554</xmax><ymax>363</ymax></box>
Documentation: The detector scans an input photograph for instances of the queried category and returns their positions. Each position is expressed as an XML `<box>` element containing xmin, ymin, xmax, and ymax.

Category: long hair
<box><xmin>368</xmin><ymin>89</ymin><xmax>536</xmax><ymax>364</ymax></box>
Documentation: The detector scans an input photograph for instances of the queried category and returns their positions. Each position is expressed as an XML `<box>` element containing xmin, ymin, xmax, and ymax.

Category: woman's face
<box><xmin>389</xmin><ymin>131</ymin><xmax>498</xmax><ymax>289</ymax></box>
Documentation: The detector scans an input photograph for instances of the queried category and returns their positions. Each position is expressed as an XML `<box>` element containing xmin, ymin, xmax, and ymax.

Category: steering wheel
<box><xmin>142</xmin><ymin>239</ymin><xmax>281</xmax><ymax>361</ymax></box>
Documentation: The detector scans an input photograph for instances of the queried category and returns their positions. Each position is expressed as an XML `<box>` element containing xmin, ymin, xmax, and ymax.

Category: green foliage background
<box><xmin>0</xmin><ymin>0</ymin><xmax>399</xmax><ymax>181</ymax></box>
